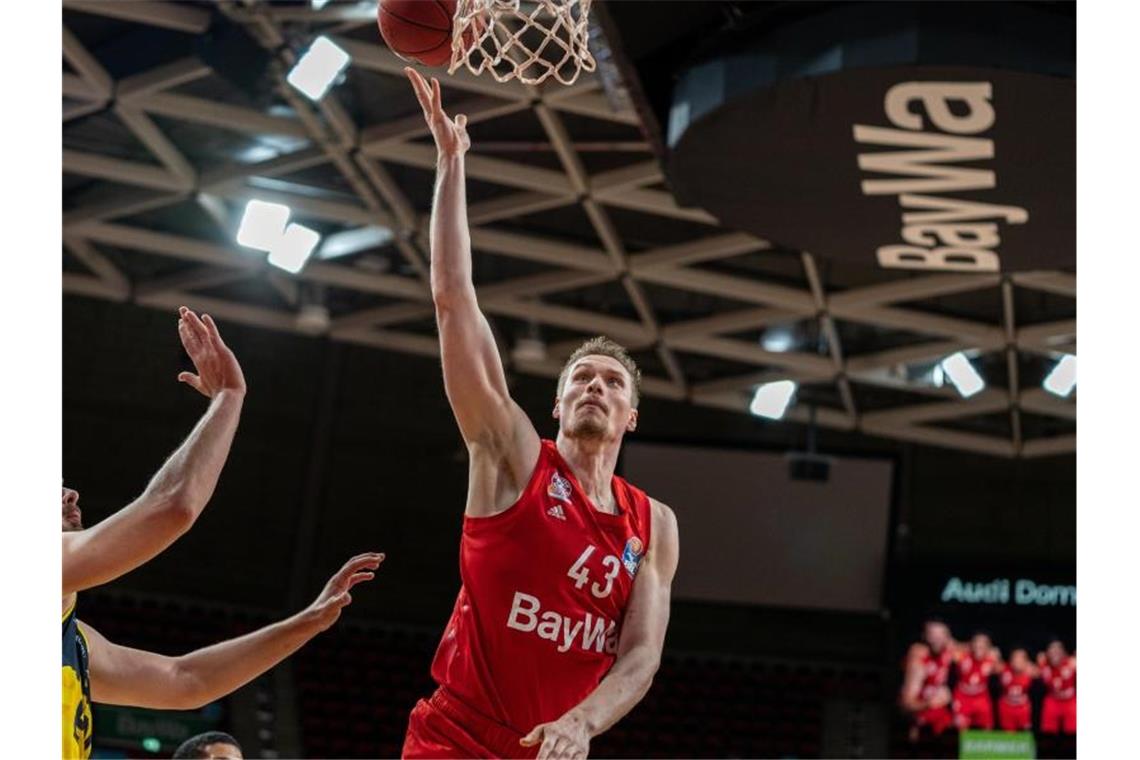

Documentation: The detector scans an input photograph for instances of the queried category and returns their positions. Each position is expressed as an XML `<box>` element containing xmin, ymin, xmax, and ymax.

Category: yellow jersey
<box><xmin>62</xmin><ymin>599</ymin><xmax>93</xmax><ymax>759</ymax></box>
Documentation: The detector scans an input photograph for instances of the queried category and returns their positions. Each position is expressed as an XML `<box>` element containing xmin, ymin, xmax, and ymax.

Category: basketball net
<box><xmin>449</xmin><ymin>0</ymin><xmax>596</xmax><ymax>86</ymax></box>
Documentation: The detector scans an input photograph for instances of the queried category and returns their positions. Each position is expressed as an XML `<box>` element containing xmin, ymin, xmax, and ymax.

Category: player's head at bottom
<box><xmin>172</xmin><ymin>731</ymin><xmax>243</xmax><ymax>760</ymax></box>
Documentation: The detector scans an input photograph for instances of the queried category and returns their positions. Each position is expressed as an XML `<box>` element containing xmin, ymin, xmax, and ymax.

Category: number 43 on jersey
<box><xmin>567</xmin><ymin>545</ymin><xmax>621</xmax><ymax>599</ymax></box>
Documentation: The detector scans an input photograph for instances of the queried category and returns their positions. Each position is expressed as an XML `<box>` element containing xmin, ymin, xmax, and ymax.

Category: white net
<box><xmin>449</xmin><ymin>0</ymin><xmax>596</xmax><ymax>86</ymax></box>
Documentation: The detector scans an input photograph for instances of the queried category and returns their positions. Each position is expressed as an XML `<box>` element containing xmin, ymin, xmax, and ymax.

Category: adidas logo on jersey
<box><xmin>547</xmin><ymin>505</ymin><xmax>567</xmax><ymax>520</ymax></box>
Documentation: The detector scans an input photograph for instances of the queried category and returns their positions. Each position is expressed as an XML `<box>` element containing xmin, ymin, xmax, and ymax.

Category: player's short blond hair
<box><xmin>557</xmin><ymin>336</ymin><xmax>642</xmax><ymax>407</ymax></box>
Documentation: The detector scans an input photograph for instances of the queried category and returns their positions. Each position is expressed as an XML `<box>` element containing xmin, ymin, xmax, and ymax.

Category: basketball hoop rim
<box><xmin>447</xmin><ymin>0</ymin><xmax>596</xmax><ymax>86</ymax></box>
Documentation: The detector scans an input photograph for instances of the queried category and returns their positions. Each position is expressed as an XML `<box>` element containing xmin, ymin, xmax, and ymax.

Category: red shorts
<box><xmin>953</xmin><ymin>692</ymin><xmax>994</xmax><ymax>730</ymax></box>
<box><xmin>403</xmin><ymin>687</ymin><xmax>537</xmax><ymax>759</ymax></box>
<box><xmin>998</xmin><ymin>699</ymin><xmax>1032</xmax><ymax>731</ymax></box>
<box><xmin>915</xmin><ymin>706</ymin><xmax>954</xmax><ymax>735</ymax></box>
<box><xmin>1041</xmin><ymin>695</ymin><xmax>1076</xmax><ymax>734</ymax></box>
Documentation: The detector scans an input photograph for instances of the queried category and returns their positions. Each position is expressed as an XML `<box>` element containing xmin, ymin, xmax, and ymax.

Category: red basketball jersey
<box><xmin>920</xmin><ymin>647</ymin><xmax>953</xmax><ymax>700</ymax></box>
<box><xmin>955</xmin><ymin>652</ymin><xmax>997</xmax><ymax>696</ymax></box>
<box><xmin>1000</xmin><ymin>667</ymin><xmax>1033</xmax><ymax>706</ymax></box>
<box><xmin>1041</xmin><ymin>658</ymin><xmax>1076</xmax><ymax>700</ymax></box>
<box><xmin>429</xmin><ymin>439</ymin><xmax>653</xmax><ymax>733</ymax></box>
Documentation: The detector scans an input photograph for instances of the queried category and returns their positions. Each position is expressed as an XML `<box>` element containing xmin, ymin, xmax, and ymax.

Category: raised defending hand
<box><xmin>306</xmin><ymin>552</ymin><xmax>385</xmax><ymax>632</ymax></box>
<box><xmin>177</xmin><ymin>307</ymin><xmax>247</xmax><ymax>398</ymax></box>
<box><xmin>405</xmin><ymin>66</ymin><xmax>470</xmax><ymax>158</ymax></box>
<box><xmin>521</xmin><ymin>712</ymin><xmax>590</xmax><ymax>760</ymax></box>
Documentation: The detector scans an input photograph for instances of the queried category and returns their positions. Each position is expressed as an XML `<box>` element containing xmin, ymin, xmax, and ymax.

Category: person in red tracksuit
<box><xmin>401</xmin><ymin>67</ymin><xmax>681</xmax><ymax>760</ymax></box>
<box><xmin>1038</xmin><ymin>640</ymin><xmax>1076</xmax><ymax>734</ymax></box>
<box><xmin>901</xmin><ymin>620</ymin><xmax>956</xmax><ymax>741</ymax></box>
<box><xmin>952</xmin><ymin>632</ymin><xmax>1000</xmax><ymax>730</ymax></box>
<box><xmin>997</xmin><ymin>648</ymin><xmax>1038</xmax><ymax>732</ymax></box>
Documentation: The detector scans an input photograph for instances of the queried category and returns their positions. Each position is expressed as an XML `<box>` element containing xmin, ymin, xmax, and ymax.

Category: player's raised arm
<box><xmin>62</xmin><ymin>308</ymin><xmax>246</xmax><ymax>596</ymax></box>
<box><xmin>81</xmin><ymin>553</ymin><xmax>383</xmax><ymax>710</ymax></box>
<box><xmin>405</xmin><ymin>68</ymin><xmax>539</xmax><ymax>481</ymax></box>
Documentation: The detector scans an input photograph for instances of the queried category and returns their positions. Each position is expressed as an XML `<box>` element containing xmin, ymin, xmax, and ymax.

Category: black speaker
<box><xmin>787</xmin><ymin>453</ymin><xmax>831</xmax><ymax>482</ymax></box>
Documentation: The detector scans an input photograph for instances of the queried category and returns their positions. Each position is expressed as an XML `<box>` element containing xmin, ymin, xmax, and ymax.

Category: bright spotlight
<box><xmin>1042</xmin><ymin>354</ymin><xmax>1076</xmax><ymax>398</ymax></box>
<box><xmin>286</xmin><ymin>36</ymin><xmax>350</xmax><ymax>101</ymax></box>
<box><xmin>761</xmin><ymin>325</ymin><xmax>796</xmax><ymax>353</ymax></box>
<box><xmin>236</xmin><ymin>200</ymin><xmax>290</xmax><ymax>251</ymax></box>
<box><xmin>268</xmin><ymin>223</ymin><xmax>321</xmax><ymax>274</ymax></box>
<box><xmin>940</xmin><ymin>352</ymin><xmax>986</xmax><ymax>398</ymax></box>
<box><xmin>749</xmin><ymin>380</ymin><xmax>797</xmax><ymax>420</ymax></box>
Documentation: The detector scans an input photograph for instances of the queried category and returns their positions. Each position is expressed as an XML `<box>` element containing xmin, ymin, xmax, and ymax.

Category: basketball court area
<box><xmin>61</xmin><ymin>2</ymin><xmax>1076</xmax><ymax>758</ymax></box>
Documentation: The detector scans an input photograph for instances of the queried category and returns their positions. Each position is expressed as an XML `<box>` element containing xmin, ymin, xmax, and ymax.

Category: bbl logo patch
<box><xmin>621</xmin><ymin>536</ymin><xmax>644</xmax><ymax>577</ymax></box>
<box><xmin>548</xmin><ymin>471</ymin><xmax>572</xmax><ymax>502</ymax></box>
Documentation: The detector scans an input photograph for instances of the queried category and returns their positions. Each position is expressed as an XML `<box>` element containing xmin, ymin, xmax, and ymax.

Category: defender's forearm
<box><xmin>142</xmin><ymin>390</ymin><xmax>243</xmax><ymax>521</ymax></box>
<box><xmin>173</xmin><ymin>610</ymin><xmax>321</xmax><ymax>709</ymax></box>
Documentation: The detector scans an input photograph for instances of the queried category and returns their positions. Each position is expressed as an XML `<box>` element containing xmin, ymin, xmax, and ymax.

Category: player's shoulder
<box><xmin>907</xmin><ymin>642</ymin><xmax>931</xmax><ymax>662</ymax></box>
<box><xmin>644</xmin><ymin>498</ymin><xmax>679</xmax><ymax>572</ymax></box>
<box><xmin>648</xmin><ymin>497</ymin><xmax>678</xmax><ymax>535</ymax></box>
<box><xmin>648</xmin><ymin>496</ymin><xmax>675</xmax><ymax>519</ymax></box>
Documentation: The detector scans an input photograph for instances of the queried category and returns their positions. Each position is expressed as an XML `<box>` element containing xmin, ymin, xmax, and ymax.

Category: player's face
<box><xmin>971</xmin><ymin>634</ymin><xmax>991</xmax><ymax>657</ymax></box>
<box><xmin>200</xmin><ymin>742</ymin><xmax>243</xmax><ymax>759</ymax></box>
<box><xmin>555</xmin><ymin>356</ymin><xmax>637</xmax><ymax>442</ymax></box>
<box><xmin>924</xmin><ymin>622</ymin><xmax>950</xmax><ymax>651</ymax></box>
<box><xmin>1010</xmin><ymin>650</ymin><xmax>1029</xmax><ymax>671</ymax></box>
<box><xmin>62</xmin><ymin>486</ymin><xmax>83</xmax><ymax>532</ymax></box>
<box><xmin>1046</xmin><ymin>641</ymin><xmax>1066</xmax><ymax>665</ymax></box>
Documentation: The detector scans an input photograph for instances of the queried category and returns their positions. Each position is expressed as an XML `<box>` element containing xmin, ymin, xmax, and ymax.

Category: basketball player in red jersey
<box><xmin>1038</xmin><ymin>639</ymin><xmax>1076</xmax><ymax>734</ymax></box>
<box><xmin>402</xmin><ymin>68</ymin><xmax>681</xmax><ymax>760</ymax></box>
<box><xmin>900</xmin><ymin>620</ymin><xmax>955</xmax><ymax>741</ymax></box>
<box><xmin>951</xmin><ymin>632</ymin><xmax>1000</xmax><ymax>730</ymax></box>
<box><xmin>997</xmin><ymin>648</ymin><xmax>1038</xmax><ymax>732</ymax></box>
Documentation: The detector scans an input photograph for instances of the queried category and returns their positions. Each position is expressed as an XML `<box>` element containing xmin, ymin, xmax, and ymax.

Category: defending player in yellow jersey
<box><xmin>62</xmin><ymin>596</ymin><xmax>92</xmax><ymax>758</ymax></box>
<box><xmin>61</xmin><ymin>308</ymin><xmax>384</xmax><ymax>758</ymax></box>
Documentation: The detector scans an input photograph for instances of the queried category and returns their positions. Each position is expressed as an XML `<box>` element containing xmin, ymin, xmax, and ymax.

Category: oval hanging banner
<box><xmin>665</xmin><ymin>4</ymin><xmax>1074</xmax><ymax>273</ymax></box>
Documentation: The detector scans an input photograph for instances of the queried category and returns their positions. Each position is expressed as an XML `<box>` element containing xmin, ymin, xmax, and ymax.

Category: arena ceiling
<box><xmin>62</xmin><ymin>0</ymin><xmax>1075</xmax><ymax>459</ymax></box>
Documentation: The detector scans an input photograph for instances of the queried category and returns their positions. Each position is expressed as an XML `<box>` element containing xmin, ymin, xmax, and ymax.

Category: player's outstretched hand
<box><xmin>177</xmin><ymin>306</ymin><xmax>247</xmax><ymax>398</ymax></box>
<box><xmin>405</xmin><ymin>67</ymin><xmax>470</xmax><ymax>158</ymax></box>
<box><xmin>306</xmin><ymin>552</ymin><xmax>385</xmax><ymax>632</ymax></box>
<box><xmin>521</xmin><ymin>711</ymin><xmax>590</xmax><ymax>760</ymax></box>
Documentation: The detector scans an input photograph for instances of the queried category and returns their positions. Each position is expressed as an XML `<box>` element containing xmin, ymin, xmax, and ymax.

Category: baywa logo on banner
<box><xmin>853</xmin><ymin>82</ymin><xmax>1030</xmax><ymax>272</ymax></box>
<box><xmin>940</xmin><ymin>577</ymin><xmax>1076</xmax><ymax>607</ymax></box>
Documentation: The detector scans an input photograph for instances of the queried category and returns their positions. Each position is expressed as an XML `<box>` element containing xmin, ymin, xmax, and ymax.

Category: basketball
<box><xmin>377</xmin><ymin>0</ymin><xmax>457</xmax><ymax>68</ymax></box>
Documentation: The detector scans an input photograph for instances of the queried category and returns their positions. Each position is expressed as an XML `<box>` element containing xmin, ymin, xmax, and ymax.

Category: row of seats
<box><xmin>78</xmin><ymin>592</ymin><xmax>883</xmax><ymax>758</ymax></box>
<box><xmin>295</xmin><ymin>620</ymin><xmax>880</xmax><ymax>758</ymax></box>
<box><xmin>78</xmin><ymin>592</ymin><xmax>275</xmax><ymax>654</ymax></box>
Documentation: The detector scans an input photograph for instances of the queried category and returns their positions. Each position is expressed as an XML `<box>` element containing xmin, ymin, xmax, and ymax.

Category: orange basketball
<box><xmin>377</xmin><ymin>0</ymin><xmax>458</xmax><ymax>68</ymax></box>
